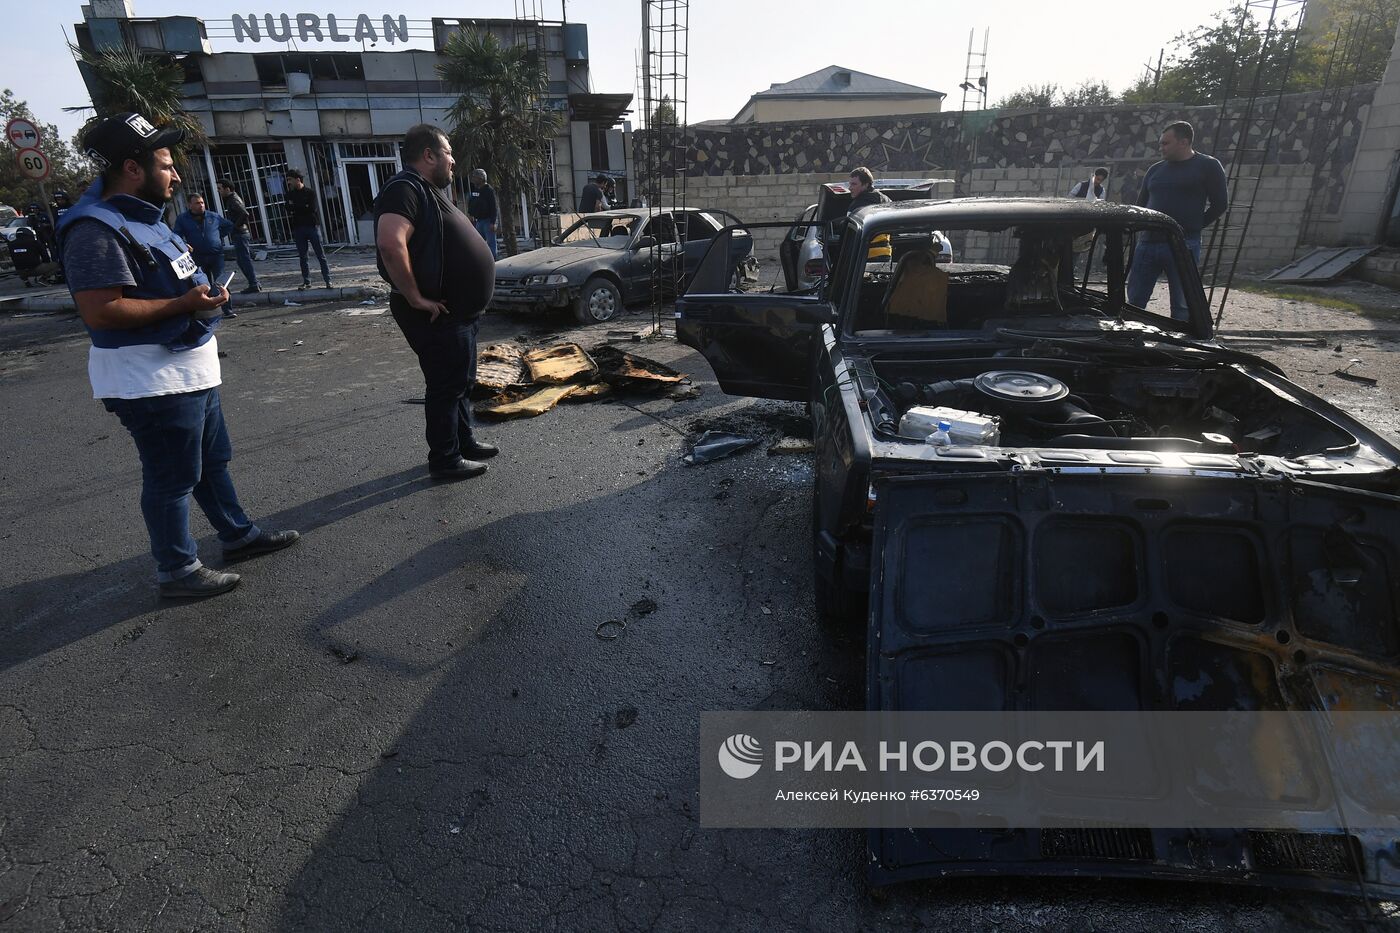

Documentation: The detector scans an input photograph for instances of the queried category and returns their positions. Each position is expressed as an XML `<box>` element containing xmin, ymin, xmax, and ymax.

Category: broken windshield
<box><xmin>556</xmin><ymin>214</ymin><xmax>640</xmax><ymax>248</ymax></box>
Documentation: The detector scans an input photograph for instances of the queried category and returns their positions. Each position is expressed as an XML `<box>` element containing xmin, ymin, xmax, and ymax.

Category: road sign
<box><xmin>5</xmin><ymin>118</ymin><xmax>40</xmax><ymax>150</ymax></box>
<box><xmin>15</xmin><ymin>147</ymin><xmax>51</xmax><ymax>182</ymax></box>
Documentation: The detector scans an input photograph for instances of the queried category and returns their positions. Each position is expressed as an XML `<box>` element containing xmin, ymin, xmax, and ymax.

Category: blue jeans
<box><xmin>103</xmin><ymin>388</ymin><xmax>260</xmax><ymax>582</ymax></box>
<box><xmin>293</xmin><ymin>225</ymin><xmax>331</xmax><ymax>286</ymax></box>
<box><xmin>231</xmin><ymin>230</ymin><xmax>259</xmax><ymax>289</ymax></box>
<box><xmin>474</xmin><ymin>219</ymin><xmax>498</xmax><ymax>260</ymax></box>
<box><xmin>194</xmin><ymin>250</ymin><xmax>224</xmax><ymax>287</ymax></box>
<box><xmin>1127</xmin><ymin>236</ymin><xmax>1201</xmax><ymax>321</ymax></box>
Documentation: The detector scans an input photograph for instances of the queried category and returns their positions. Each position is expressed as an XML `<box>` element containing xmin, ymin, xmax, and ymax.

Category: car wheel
<box><xmin>573</xmin><ymin>277</ymin><xmax>623</xmax><ymax>324</ymax></box>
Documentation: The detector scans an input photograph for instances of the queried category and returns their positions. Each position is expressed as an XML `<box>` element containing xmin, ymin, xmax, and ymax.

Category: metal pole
<box><xmin>246</xmin><ymin>141</ymin><xmax>274</xmax><ymax>247</ymax></box>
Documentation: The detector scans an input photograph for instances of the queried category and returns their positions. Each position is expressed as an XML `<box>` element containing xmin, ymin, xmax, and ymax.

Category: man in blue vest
<box><xmin>173</xmin><ymin>193</ymin><xmax>236</xmax><ymax>318</ymax></box>
<box><xmin>61</xmin><ymin>112</ymin><xmax>298</xmax><ymax>599</ymax></box>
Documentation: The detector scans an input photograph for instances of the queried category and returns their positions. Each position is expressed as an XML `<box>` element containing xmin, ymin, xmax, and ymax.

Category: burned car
<box><xmin>678</xmin><ymin>198</ymin><xmax>1400</xmax><ymax>896</ymax></box>
<box><xmin>491</xmin><ymin>207</ymin><xmax>755</xmax><ymax>324</ymax></box>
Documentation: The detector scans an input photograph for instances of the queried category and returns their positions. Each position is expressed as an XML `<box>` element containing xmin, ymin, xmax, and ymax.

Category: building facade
<box><xmin>72</xmin><ymin>0</ymin><xmax>633</xmax><ymax>247</ymax></box>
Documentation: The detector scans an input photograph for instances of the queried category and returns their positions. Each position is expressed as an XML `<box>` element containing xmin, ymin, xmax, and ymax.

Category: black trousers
<box><xmin>390</xmin><ymin>294</ymin><xmax>480</xmax><ymax>467</ymax></box>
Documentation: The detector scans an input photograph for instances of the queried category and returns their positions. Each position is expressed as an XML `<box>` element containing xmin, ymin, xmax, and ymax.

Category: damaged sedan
<box><xmin>677</xmin><ymin>198</ymin><xmax>1400</xmax><ymax>898</ymax></box>
<box><xmin>491</xmin><ymin>207</ymin><xmax>755</xmax><ymax>324</ymax></box>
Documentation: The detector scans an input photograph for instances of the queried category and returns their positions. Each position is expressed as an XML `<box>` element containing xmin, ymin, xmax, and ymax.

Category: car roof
<box><xmin>854</xmin><ymin>197</ymin><xmax>1181</xmax><ymax>233</ymax></box>
<box><xmin>574</xmin><ymin>207</ymin><xmax>712</xmax><ymax>220</ymax></box>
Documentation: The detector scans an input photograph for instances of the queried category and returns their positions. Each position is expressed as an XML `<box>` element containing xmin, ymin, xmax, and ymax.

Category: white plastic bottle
<box><xmin>926</xmin><ymin>420</ymin><xmax>953</xmax><ymax>447</ymax></box>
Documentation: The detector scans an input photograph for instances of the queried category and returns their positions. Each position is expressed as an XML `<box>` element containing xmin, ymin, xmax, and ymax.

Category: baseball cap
<box><xmin>82</xmin><ymin>113</ymin><xmax>184</xmax><ymax>170</ymax></box>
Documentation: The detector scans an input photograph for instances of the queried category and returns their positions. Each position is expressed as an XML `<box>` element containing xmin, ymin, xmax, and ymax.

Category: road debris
<box><xmin>474</xmin><ymin>340</ymin><xmax>687</xmax><ymax>419</ymax></box>
<box><xmin>1333</xmin><ymin>359</ymin><xmax>1379</xmax><ymax>385</ymax></box>
<box><xmin>477</xmin><ymin>384</ymin><xmax>580</xmax><ymax>419</ymax></box>
<box><xmin>615</xmin><ymin>707</ymin><xmax>638</xmax><ymax>729</ymax></box>
<box><xmin>595</xmin><ymin>618</ymin><xmax>627</xmax><ymax>640</ymax></box>
<box><xmin>768</xmin><ymin>436</ymin><xmax>815</xmax><ymax>455</ymax></box>
<box><xmin>477</xmin><ymin>342</ymin><xmax>529</xmax><ymax>391</ymax></box>
<box><xmin>525</xmin><ymin>343</ymin><xmax>597</xmax><ymax>384</ymax></box>
<box><xmin>684</xmin><ymin>431</ymin><xmax>758</xmax><ymax>465</ymax></box>
<box><xmin>630</xmin><ymin>597</ymin><xmax>658</xmax><ymax>616</ymax></box>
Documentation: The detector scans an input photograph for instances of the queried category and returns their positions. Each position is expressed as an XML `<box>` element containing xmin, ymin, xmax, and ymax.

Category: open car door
<box><xmin>677</xmin><ymin>222</ymin><xmax>833</xmax><ymax>401</ymax></box>
<box><xmin>866</xmin><ymin>470</ymin><xmax>1400</xmax><ymax>897</ymax></box>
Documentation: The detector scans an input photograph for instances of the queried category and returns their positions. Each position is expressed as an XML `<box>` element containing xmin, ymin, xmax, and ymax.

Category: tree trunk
<box><xmin>499</xmin><ymin>180</ymin><xmax>519</xmax><ymax>257</ymax></box>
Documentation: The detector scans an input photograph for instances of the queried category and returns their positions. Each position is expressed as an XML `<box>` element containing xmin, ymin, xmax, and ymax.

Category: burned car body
<box><xmin>491</xmin><ymin>207</ymin><xmax>754</xmax><ymax>324</ymax></box>
<box><xmin>678</xmin><ymin>198</ymin><xmax>1400</xmax><ymax>897</ymax></box>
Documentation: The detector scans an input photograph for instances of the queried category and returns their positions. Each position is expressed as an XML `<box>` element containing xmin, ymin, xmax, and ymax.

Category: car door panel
<box><xmin>676</xmin><ymin>293</ymin><xmax>826</xmax><ymax>400</ymax></box>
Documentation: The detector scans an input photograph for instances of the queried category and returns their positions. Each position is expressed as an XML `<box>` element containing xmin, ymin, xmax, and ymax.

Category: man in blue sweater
<box><xmin>1128</xmin><ymin>121</ymin><xmax>1228</xmax><ymax>321</ymax></box>
<box><xmin>174</xmin><ymin>193</ymin><xmax>236</xmax><ymax>318</ymax></box>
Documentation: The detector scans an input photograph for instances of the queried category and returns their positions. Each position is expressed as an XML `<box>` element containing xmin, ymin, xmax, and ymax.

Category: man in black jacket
<box><xmin>847</xmin><ymin>166</ymin><xmax>889</xmax><ymax>213</ymax></box>
<box><xmin>216</xmin><ymin>177</ymin><xmax>260</xmax><ymax>294</ymax></box>
<box><xmin>467</xmin><ymin>167</ymin><xmax>498</xmax><ymax>259</ymax></box>
<box><xmin>375</xmin><ymin>124</ymin><xmax>498</xmax><ymax>481</ymax></box>
<box><xmin>284</xmin><ymin>169</ymin><xmax>332</xmax><ymax>290</ymax></box>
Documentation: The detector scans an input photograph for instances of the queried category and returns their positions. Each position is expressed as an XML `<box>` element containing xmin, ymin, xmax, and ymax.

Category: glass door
<box><xmin>340</xmin><ymin>159</ymin><xmax>401</xmax><ymax>245</ymax></box>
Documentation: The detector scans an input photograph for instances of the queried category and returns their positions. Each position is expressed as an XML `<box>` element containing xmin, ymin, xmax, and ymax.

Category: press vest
<box><xmin>59</xmin><ymin>181</ymin><xmax>214</xmax><ymax>351</ymax></box>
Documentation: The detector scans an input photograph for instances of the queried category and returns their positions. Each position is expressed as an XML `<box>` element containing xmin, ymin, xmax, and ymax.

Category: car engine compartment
<box><xmin>867</xmin><ymin>357</ymin><xmax>1359</xmax><ymax>457</ymax></box>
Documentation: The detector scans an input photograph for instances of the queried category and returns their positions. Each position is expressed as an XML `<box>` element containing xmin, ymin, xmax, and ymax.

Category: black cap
<box><xmin>82</xmin><ymin>113</ymin><xmax>184</xmax><ymax>171</ymax></box>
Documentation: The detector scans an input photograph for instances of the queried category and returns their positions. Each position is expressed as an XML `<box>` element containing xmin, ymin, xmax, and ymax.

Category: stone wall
<box><xmin>638</xmin><ymin>84</ymin><xmax>1380</xmax><ymax>269</ymax></box>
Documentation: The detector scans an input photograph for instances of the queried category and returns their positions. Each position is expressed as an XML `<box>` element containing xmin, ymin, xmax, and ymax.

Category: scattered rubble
<box><xmin>684</xmin><ymin>431</ymin><xmax>758</xmax><ymax>465</ymax></box>
<box><xmin>474</xmin><ymin>340</ymin><xmax>690</xmax><ymax>420</ymax></box>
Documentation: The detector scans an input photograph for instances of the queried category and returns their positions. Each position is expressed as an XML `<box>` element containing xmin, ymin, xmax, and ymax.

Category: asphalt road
<box><xmin>1</xmin><ymin>298</ymin><xmax>1396</xmax><ymax>932</ymax></box>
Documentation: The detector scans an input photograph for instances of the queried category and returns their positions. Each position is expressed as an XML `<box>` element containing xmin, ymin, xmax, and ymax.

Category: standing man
<box><xmin>1129</xmin><ymin>121</ymin><xmax>1228</xmax><ymax>320</ymax></box>
<box><xmin>60</xmin><ymin>112</ymin><xmax>298</xmax><ymax>598</ymax></box>
<box><xmin>173</xmin><ymin>193</ymin><xmax>236</xmax><ymax>318</ymax></box>
<box><xmin>577</xmin><ymin>173</ymin><xmax>609</xmax><ymax>213</ymax></box>
<box><xmin>216</xmin><ymin>177</ymin><xmax>261</xmax><ymax>294</ymax></box>
<box><xmin>467</xmin><ymin>168</ymin><xmax>498</xmax><ymax>260</ymax></box>
<box><xmin>374</xmin><ymin>124</ymin><xmax>498</xmax><ymax>481</ymax></box>
<box><xmin>284</xmin><ymin>169</ymin><xmax>333</xmax><ymax>291</ymax></box>
<box><xmin>848</xmin><ymin>166</ymin><xmax>891</xmax><ymax>262</ymax></box>
<box><xmin>1069</xmin><ymin>167</ymin><xmax>1110</xmax><ymax>200</ymax></box>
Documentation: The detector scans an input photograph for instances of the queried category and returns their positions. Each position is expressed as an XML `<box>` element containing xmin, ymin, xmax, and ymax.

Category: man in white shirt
<box><xmin>1068</xmin><ymin>167</ymin><xmax>1110</xmax><ymax>200</ymax></box>
<box><xmin>60</xmin><ymin>112</ymin><xmax>298</xmax><ymax>598</ymax></box>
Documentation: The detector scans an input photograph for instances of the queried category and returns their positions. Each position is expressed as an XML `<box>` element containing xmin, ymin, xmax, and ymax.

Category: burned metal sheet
<box><xmin>524</xmin><ymin>343</ymin><xmax>597</xmax><ymax>385</ymax></box>
<box><xmin>1263</xmin><ymin>246</ymin><xmax>1379</xmax><ymax>283</ymax></box>
<box><xmin>477</xmin><ymin>342</ymin><xmax>530</xmax><ymax>391</ymax></box>
<box><xmin>867</xmin><ymin>471</ymin><xmax>1400</xmax><ymax>898</ymax></box>
<box><xmin>590</xmin><ymin>345</ymin><xmax>687</xmax><ymax>386</ymax></box>
<box><xmin>474</xmin><ymin>384</ymin><xmax>579</xmax><ymax>419</ymax></box>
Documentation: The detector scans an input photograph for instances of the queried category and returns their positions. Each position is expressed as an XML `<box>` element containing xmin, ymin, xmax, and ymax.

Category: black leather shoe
<box><xmin>429</xmin><ymin>457</ymin><xmax>488</xmax><ymax>480</ymax></box>
<box><xmin>460</xmin><ymin>439</ymin><xmax>499</xmax><ymax>459</ymax></box>
<box><xmin>160</xmin><ymin>566</ymin><xmax>241</xmax><ymax>598</ymax></box>
<box><xmin>223</xmin><ymin>529</ymin><xmax>301</xmax><ymax>562</ymax></box>
<box><xmin>239</xmin><ymin>286</ymin><xmax>260</xmax><ymax>295</ymax></box>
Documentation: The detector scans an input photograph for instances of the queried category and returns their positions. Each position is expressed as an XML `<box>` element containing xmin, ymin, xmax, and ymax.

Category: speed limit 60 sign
<box><xmin>16</xmin><ymin>147</ymin><xmax>51</xmax><ymax>182</ymax></box>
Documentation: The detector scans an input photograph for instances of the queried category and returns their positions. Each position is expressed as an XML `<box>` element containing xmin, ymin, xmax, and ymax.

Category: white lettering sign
<box><xmin>230</xmin><ymin>13</ymin><xmax>410</xmax><ymax>44</ymax></box>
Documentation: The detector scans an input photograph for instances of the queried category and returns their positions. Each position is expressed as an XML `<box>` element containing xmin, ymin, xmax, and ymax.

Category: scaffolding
<box><xmin>511</xmin><ymin>1</ymin><xmax>558</xmax><ymax>248</ymax></box>
<box><xmin>640</xmin><ymin>0</ymin><xmax>689</xmax><ymax>331</ymax></box>
<box><xmin>1197</xmin><ymin>0</ymin><xmax>1308</xmax><ymax>327</ymax></box>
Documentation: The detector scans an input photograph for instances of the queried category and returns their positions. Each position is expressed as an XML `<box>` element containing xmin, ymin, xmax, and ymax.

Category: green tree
<box><xmin>1309</xmin><ymin>0</ymin><xmax>1400</xmax><ymax>85</ymax></box>
<box><xmin>1060</xmin><ymin>79</ymin><xmax>1120</xmax><ymax>107</ymax></box>
<box><xmin>0</xmin><ymin>89</ymin><xmax>93</xmax><ymax>212</ymax></box>
<box><xmin>993</xmin><ymin>83</ymin><xmax>1060</xmax><ymax>110</ymax></box>
<box><xmin>650</xmin><ymin>94</ymin><xmax>679</xmax><ymax>127</ymax></box>
<box><xmin>69</xmin><ymin>43</ymin><xmax>205</xmax><ymax>161</ymax></box>
<box><xmin>438</xmin><ymin>29</ymin><xmax>563</xmax><ymax>257</ymax></box>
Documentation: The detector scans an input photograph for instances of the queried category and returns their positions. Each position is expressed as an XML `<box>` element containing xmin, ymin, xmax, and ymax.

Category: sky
<box><xmin>11</xmin><ymin>0</ymin><xmax>1235</xmax><ymax>146</ymax></box>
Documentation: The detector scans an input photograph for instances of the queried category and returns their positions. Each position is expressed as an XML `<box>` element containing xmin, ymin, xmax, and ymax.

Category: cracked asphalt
<box><xmin>2</xmin><ymin>292</ymin><xmax>1399</xmax><ymax>932</ymax></box>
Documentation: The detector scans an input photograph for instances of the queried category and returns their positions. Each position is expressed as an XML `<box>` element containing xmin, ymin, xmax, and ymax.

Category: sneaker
<box><xmin>239</xmin><ymin>286</ymin><xmax>260</xmax><ymax>295</ymax></box>
<box><xmin>298</xmin><ymin>282</ymin><xmax>311</xmax><ymax>290</ymax></box>
<box><xmin>223</xmin><ymin>529</ymin><xmax>301</xmax><ymax>562</ymax></box>
<box><xmin>428</xmin><ymin>457</ymin><xmax>488</xmax><ymax>481</ymax></box>
<box><xmin>159</xmin><ymin>566</ymin><xmax>241</xmax><ymax>599</ymax></box>
<box><xmin>323</xmin><ymin>280</ymin><xmax>334</xmax><ymax>289</ymax></box>
<box><xmin>222</xmin><ymin>309</ymin><xmax>238</xmax><ymax>319</ymax></box>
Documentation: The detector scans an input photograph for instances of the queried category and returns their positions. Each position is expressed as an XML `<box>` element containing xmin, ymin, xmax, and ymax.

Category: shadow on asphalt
<box><xmin>0</xmin><ymin>465</ymin><xmax>432</xmax><ymax>674</ymax></box>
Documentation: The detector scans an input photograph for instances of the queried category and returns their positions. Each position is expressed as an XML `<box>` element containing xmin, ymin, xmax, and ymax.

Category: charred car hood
<box><xmin>496</xmin><ymin>246</ymin><xmax>613</xmax><ymax>276</ymax></box>
<box><xmin>868</xmin><ymin>470</ymin><xmax>1400</xmax><ymax>897</ymax></box>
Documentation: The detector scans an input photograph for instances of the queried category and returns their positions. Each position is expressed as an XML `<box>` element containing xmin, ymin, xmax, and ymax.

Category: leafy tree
<box><xmin>439</xmin><ymin>29</ymin><xmax>563</xmax><ymax>257</ymax></box>
<box><xmin>1060</xmin><ymin>79</ymin><xmax>1120</xmax><ymax>107</ymax></box>
<box><xmin>1310</xmin><ymin>0</ymin><xmax>1400</xmax><ymax>85</ymax></box>
<box><xmin>0</xmin><ymin>89</ymin><xmax>93</xmax><ymax>212</ymax></box>
<box><xmin>993</xmin><ymin>83</ymin><xmax>1060</xmax><ymax>110</ymax></box>
<box><xmin>68</xmin><ymin>43</ymin><xmax>206</xmax><ymax>160</ymax></box>
<box><xmin>650</xmin><ymin>94</ymin><xmax>679</xmax><ymax>127</ymax></box>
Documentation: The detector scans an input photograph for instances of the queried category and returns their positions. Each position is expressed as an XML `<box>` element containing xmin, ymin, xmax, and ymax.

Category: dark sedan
<box><xmin>491</xmin><ymin>208</ymin><xmax>754</xmax><ymax>324</ymax></box>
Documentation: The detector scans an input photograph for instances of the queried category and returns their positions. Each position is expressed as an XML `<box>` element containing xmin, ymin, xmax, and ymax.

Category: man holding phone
<box><xmin>174</xmin><ymin>193</ymin><xmax>237</xmax><ymax>317</ymax></box>
<box><xmin>59</xmin><ymin>112</ymin><xmax>298</xmax><ymax>598</ymax></box>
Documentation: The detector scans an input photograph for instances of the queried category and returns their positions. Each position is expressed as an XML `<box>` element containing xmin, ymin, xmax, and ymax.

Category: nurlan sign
<box><xmin>232</xmin><ymin>13</ymin><xmax>410</xmax><ymax>44</ymax></box>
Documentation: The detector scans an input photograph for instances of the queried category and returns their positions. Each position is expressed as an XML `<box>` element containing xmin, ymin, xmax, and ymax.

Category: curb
<box><xmin>3</xmin><ymin>284</ymin><xmax>388</xmax><ymax>314</ymax></box>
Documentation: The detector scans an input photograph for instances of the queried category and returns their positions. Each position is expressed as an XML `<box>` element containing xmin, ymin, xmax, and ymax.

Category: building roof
<box><xmin>754</xmin><ymin>65</ymin><xmax>944</xmax><ymax>101</ymax></box>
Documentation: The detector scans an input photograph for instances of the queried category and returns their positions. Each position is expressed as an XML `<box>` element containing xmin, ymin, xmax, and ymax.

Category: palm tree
<box><xmin>438</xmin><ymin>29</ymin><xmax>562</xmax><ymax>256</ymax></box>
<box><xmin>69</xmin><ymin>44</ymin><xmax>206</xmax><ymax>162</ymax></box>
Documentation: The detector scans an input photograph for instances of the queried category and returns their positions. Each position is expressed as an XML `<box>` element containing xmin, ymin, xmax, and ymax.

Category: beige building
<box><xmin>731</xmin><ymin>65</ymin><xmax>944</xmax><ymax>124</ymax></box>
